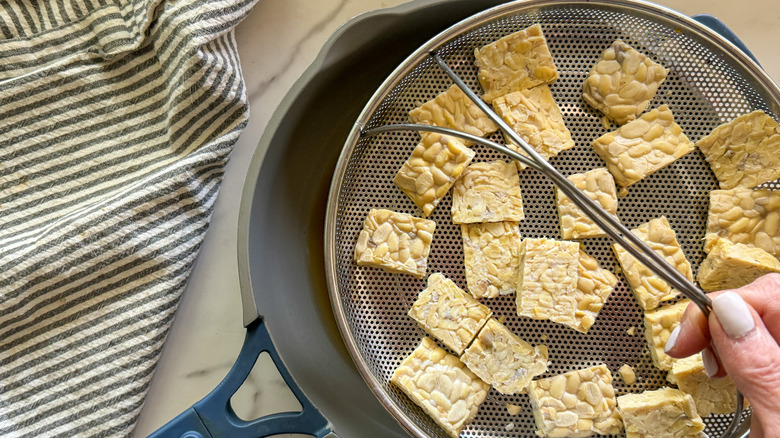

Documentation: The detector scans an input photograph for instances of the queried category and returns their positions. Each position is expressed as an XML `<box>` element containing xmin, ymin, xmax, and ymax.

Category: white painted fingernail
<box><xmin>702</xmin><ymin>348</ymin><xmax>719</xmax><ymax>378</ymax></box>
<box><xmin>664</xmin><ymin>325</ymin><xmax>680</xmax><ymax>354</ymax></box>
<box><xmin>712</xmin><ymin>292</ymin><xmax>755</xmax><ymax>339</ymax></box>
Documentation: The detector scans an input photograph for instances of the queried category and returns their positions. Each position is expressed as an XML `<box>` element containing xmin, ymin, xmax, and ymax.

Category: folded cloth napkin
<box><xmin>0</xmin><ymin>0</ymin><xmax>257</xmax><ymax>436</ymax></box>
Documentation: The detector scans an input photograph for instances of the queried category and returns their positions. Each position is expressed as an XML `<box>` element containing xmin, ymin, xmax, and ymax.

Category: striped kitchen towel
<box><xmin>0</xmin><ymin>0</ymin><xmax>257</xmax><ymax>436</ymax></box>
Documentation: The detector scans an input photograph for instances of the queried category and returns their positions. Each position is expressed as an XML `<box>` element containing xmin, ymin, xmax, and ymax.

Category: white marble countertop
<box><xmin>132</xmin><ymin>0</ymin><xmax>780</xmax><ymax>436</ymax></box>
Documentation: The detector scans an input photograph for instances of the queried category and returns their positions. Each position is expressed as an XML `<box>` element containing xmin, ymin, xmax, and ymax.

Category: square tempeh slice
<box><xmin>697</xmin><ymin>237</ymin><xmax>780</xmax><ymax>292</ymax></box>
<box><xmin>461</xmin><ymin>222</ymin><xmax>523</xmax><ymax>299</ymax></box>
<box><xmin>592</xmin><ymin>105</ymin><xmax>695</xmax><ymax>187</ymax></box>
<box><xmin>460</xmin><ymin>318</ymin><xmax>548</xmax><ymax>394</ymax></box>
<box><xmin>705</xmin><ymin>187</ymin><xmax>780</xmax><ymax>257</ymax></box>
<box><xmin>391</xmin><ymin>337</ymin><xmax>490</xmax><ymax>438</ymax></box>
<box><xmin>696</xmin><ymin>110</ymin><xmax>780</xmax><ymax>189</ymax></box>
<box><xmin>408</xmin><ymin>273</ymin><xmax>492</xmax><ymax>355</ymax></box>
<box><xmin>516</xmin><ymin>238</ymin><xmax>579</xmax><ymax>329</ymax></box>
<box><xmin>492</xmin><ymin>85</ymin><xmax>575</xmax><ymax>170</ymax></box>
<box><xmin>574</xmin><ymin>249</ymin><xmax>619</xmax><ymax>333</ymax></box>
<box><xmin>409</xmin><ymin>84</ymin><xmax>498</xmax><ymax>146</ymax></box>
<box><xmin>582</xmin><ymin>39</ymin><xmax>669</xmax><ymax>125</ymax></box>
<box><xmin>667</xmin><ymin>353</ymin><xmax>740</xmax><ymax>417</ymax></box>
<box><xmin>527</xmin><ymin>364</ymin><xmax>622</xmax><ymax>437</ymax></box>
<box><xmin>643</xmin><ymin>300</ymin><xmax>689</xmax><ymax>371</ymax></box>
<box><xmin>451</xmin><ymin>160</ymin><xmax>524</xmax><ymax>224</ymax></box>
<box><xmin>613</xmin><ymin>216</ymin><xmax>693</xmax><ymax>310</ymax></box>
<box><xmin>354</xmin><ymin>208</ymin><xmax>436</xmax><ymax>278</ymax></box>
<box><xmin>394</xmin><ymin>133</ymin><xmax>476</xmax><ymax>217</ymax></box>
<box><xmin>474</xmin><ymin>24</ymin><xmax>559</xmax><ymax>104</ymax></box>
<box><xmin>617</xmin><ymin>388</ymin><xmax>705</xmax><ymax>438</ymax></box>
<box><xmin>556</xmin><ymin>168</ymin><xmax>619</xmax><ymax>239</ymax></box>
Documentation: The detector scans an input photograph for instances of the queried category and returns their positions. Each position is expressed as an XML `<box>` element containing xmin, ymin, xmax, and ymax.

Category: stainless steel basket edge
<box><xmin>324</xmin><ymin>1</ymin><xmax>779</xmax><ymax>436</ymax></box>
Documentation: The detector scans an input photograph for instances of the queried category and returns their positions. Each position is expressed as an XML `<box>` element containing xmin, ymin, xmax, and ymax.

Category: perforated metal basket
<box><xmin>324</xmin><ymin>1</ymin><xmax>780</xmax><ymax>436</ymax></box>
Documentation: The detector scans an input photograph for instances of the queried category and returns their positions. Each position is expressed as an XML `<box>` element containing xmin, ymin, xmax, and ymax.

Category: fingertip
<box><xmin>664</xmin><ymin>325</ymin><xmax>680</xmax><ymax>355</ymax></box>
<box><xmin>702</xmin><ymin>346</ymin><xmax>727</xmax><ymax>378</ymax></box>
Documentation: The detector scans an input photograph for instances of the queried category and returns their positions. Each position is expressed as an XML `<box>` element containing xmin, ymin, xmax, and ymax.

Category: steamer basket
<box><xmin>325</xmin><ymin>1</ymin><xmax>780</xmax><ymax>436</ymax></box>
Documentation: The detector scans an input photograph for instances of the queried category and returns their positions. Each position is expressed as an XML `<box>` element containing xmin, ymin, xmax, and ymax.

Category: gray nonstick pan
<box><xmin>148</xmin><ymin>0</ymin><xmax>773</xmax><ymax>437</ymax></box>
<box><xmin>148</xmin><ymin>1</ymin><xmax>510</xmax><ymax>437</ymax></box>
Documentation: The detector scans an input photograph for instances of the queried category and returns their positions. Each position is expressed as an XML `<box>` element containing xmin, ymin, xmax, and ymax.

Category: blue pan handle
<box><xmin>147</xmin><ymin>318</ymin><xmax>333</xmax><ymax>438</ymax></box>
<box><xmin>692</xmin><ymin>14</ymin><xmax>760</xmax><ymax>66</ymax></box>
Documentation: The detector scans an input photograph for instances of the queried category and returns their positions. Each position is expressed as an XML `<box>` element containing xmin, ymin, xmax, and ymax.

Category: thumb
<box><xmin>710</xmin><ymin>291</ymin><xmax>780</xmax><ymax>428</ymax></box>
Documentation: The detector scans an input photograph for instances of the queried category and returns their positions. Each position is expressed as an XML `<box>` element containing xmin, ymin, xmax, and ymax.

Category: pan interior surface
<box><xmin>328</xmin><ymin>1</ymin><xmax>778</xmax><ymax>437</ymax></box>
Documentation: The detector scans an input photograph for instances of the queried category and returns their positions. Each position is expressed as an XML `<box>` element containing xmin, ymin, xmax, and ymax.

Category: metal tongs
<box><xmin>362</xmin><ymin>51</ymin><xmax>746</xmax><ymax>437</ymax></box>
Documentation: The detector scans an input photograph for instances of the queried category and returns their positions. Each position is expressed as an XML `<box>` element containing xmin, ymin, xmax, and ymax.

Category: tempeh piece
<box><xmin>451</xmin><ymin>161</ymin><xmax>524</xmax><ymax>224</ymax></box>
<box><xmin>696</xmin><ymin>110</ymin><xmax>780</xmax><ymax>189</ymax></box>
<box><xmin>461</xmin><ymin>222</ymin><xmax>523</xmax><ymax>299</ymax></box>
<box><xmin>617</xmin><ymin>388</ymin><xmax>705</xmax><ymax>438</ymax></box>
<box><xmin>667</xmin><ymin>353</ymin><xmax>740</xmax><ymax>417</ymax></box>
<box><xmin>492</xmin><ymin>86</ymin><xmax>575</xmax><ymax>170</ymax></box>
<box><xmin>582</xmin><ymin>40</ymin><xmax>669</xmax><ymax>125</ymax></box>
<box><xmin>394</xmin><ymin>133</ymin><xmax>475</xmax><ymax>217</ymax></box>
<box><xmin>619</xmin><ymin>364</ymin><xmax>637</xmax><ymax>385</ymax></box>
<box><xmin>613</xmin><ymin>216</ymin><xmax>693</xmax><ymax>310</ymax></box>
<box><xmin>574</xmin><ymin>249</ymin><xmax>619</xmax><ymax>333</ymax></box>
<box><xmin>391</xmin><ymin>337</ymin><xmax>490</xmax><ymax>438</ymax></box>
<box><xmin>697</xmin><ymin>238</ymin><xmax>780</xmax><ymax>292</ymax></box>
<box><xmin>354</xmin><ymin>209</ymin><xmax>435</xmax><ymax>278</ymax></box>
<box><xmin>460</xmin><ymin>318</ymin><xmax>548</xmax><ymax>394</ymax></box>
<box><xmin>409</xmin><ymin>84</ymin><xmax>498</xmax><ymax>145</ymax></box>
<box><xmin>556</xmin><ymin>168</ymin><xmax>619</xmax><ymax>239</ymax></box>
<box><xmin>592</xmin><ymin>105</ymin><xmax>694</xmax><ymax>187</ymax></box>
<box><xmin>506</xmin><ymin>403</ymin><xmax>522</xmax><ymax>416</ymax></box>
<box><xmin>527</xmin><ymin>364</ymin><xmax>622</xmax><ymax>437</ymax></box>
<box><xmin>643</xmin><ymin>300</ymin><xmax>689</xmax><ymax>371</ymax></box>
<box><xmin>408</xmin><ymin>273</ymin><xmax>492</xmax><ymax>355</ymax></box>
<box><xmin>474</xmin><ymin>24</ymin><xmax>559</xmax><ymax>104</ymax></box>
<box><xmin>516</xmin><ymin>238</ymin><xmax>579</xmax><ymax>329</ymax></box>
<box><xmin>705</xmin><ymin>187</ymin><xmax>780</xmax><ymax>257</ymax></box>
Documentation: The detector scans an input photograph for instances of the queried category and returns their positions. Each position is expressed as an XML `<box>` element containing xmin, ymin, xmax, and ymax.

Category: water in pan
<box><xmin>333</xmin><ymin>4</ymin><xmax>774</xmax><ymax>437</ymax></box>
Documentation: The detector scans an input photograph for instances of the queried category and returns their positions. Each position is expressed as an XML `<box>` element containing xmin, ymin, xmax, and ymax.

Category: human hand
<box><xmin>664</xmin><ymin>273</ymin><xmax>780</xmax><ymax>437</ymax></box>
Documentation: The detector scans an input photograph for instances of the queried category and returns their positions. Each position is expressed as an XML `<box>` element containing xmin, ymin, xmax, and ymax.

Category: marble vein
<box><xmin>252</xmin><ymin>0</ymin><xmax>348</xmax><ymax>100</ymax></box>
